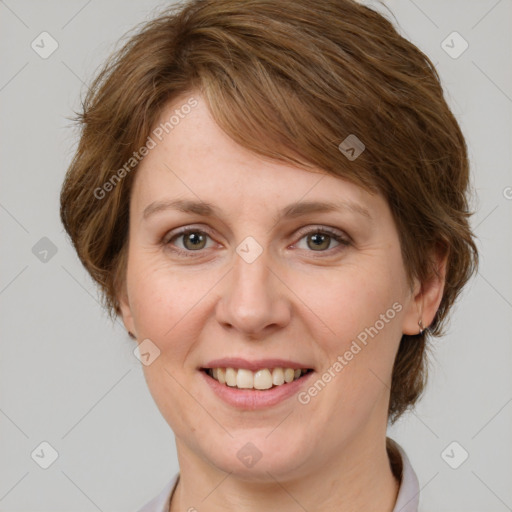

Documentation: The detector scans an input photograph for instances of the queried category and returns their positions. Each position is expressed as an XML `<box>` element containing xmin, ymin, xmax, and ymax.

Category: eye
<box><xmin>293</xmin><ymin>227</ymin><xmax>351</xmax><ymax>253</ymax></box>
<box><xmin>164</xmin><ymin>228</ymin><xmax>215</xmax><ymax>256</ymax></box>
<box><xmin>162</xmin><ymin>225</ymin><xmax>351</xmax><ymax>258</ymax></box>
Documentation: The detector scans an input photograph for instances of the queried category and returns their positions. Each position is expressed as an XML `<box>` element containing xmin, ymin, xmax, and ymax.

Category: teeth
<box><xmin>217</xmin><ymin>368</ymin><xmax>226</xmax><ymax>384</ymax></box>
<box><xmin>207</xmin><ymin>367</ymin><xmax>309</xmax><ymax>390</ymax></box>
<box><xmin>225</xmin><ymin>367</ymin><xmax>237</xmax><ymax>387</ymax></box>
<box><xmin>272</xmin><ymin>367</ymin><xmax>284</xmax><ymax>385</ymax></box>
<box><xmin>284</xmin><ymin>368</ymin><xmax>295</xmax><ymax>383</ymax></box>
<box><xmin>236</xmin><ymin>369</ymin><xmax>254</xmax><ymax>389</ymax></box>
<box><xmin>254</xmin><ymin>369</ymin><xmax>273</xmax><ymax>390</ymax></box>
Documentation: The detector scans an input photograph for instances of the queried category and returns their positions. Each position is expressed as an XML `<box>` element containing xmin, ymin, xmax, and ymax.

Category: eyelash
<box><xmin>162</xmin><ymin>225</ymin><xmax>351</xmax><ymax>258</ymax></box>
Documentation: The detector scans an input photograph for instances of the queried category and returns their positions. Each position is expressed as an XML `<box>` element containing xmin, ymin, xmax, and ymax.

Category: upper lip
<box><xmin>201</xmin><ymin>358</ymin><xmax>314</xmax><ymax>371</ymax></box>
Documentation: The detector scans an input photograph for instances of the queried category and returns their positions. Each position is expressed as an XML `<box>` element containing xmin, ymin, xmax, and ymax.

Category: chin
<box><xmin>197</xmin><ymin>433</ymin><xmax>312</xmax><ymax>482</ymax></box>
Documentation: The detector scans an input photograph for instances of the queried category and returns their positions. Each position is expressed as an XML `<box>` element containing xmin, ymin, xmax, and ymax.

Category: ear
<box><xmin>117</xmin><ymin>280</ymin><xmax>138</xmax><ymax>340</ymax></box>
<box><xmin>401</xmin><ymin>244</ymin><xmax>448</xmax><ymax>335</ymax></box>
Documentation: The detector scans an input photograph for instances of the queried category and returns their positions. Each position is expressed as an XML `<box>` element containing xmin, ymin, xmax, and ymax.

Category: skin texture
<box><xmin>119</xmin><ymin>92</ymin><xmax>446</xmax><ymax>512</ymax></box>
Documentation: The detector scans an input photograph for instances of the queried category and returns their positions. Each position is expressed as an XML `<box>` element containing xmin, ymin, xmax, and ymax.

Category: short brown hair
<box><xmin>60</xmin><ymin>0</ymin><xmax>478</xmax><ymax>422</ymax></box>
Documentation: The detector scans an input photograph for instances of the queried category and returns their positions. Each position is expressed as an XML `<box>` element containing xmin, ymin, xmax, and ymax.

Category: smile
<box><xmin>202</xmin><ymin>367</ymin><xmax>314</xmax><ymax>390</ymax></box>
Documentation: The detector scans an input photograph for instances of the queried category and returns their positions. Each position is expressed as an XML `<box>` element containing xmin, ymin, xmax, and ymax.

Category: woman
<box><xmin>59</xmin><ymin>0</ymin><xmax>478</xmax><ymax>510</ymax></box>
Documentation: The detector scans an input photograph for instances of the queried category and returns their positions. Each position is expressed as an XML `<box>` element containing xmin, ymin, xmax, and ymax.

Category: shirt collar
<box><xmin>388</xmin><ymin>437</ymin><xmax>420</xmax><ymax>512</ymax></box>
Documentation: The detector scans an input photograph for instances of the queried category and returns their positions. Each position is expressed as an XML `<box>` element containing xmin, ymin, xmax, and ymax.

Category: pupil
<box><xmin>309</xmin><ymin>233</ymin><xmax>328</xmax><ymax>250</ymax></box>
<box><xmin>186</xmin><ymin>232</ymin><xmax>204</xmax><ymax>249</ymax></box>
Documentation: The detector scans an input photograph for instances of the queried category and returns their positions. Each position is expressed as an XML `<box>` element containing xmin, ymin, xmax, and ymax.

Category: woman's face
<box><xmin>119</xmin><ymin>92</ymin><xmax>423</xmax><ymax>480</ymax></box>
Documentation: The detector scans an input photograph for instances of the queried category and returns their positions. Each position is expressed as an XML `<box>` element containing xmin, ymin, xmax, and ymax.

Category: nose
<box><xmin>215</xmin><ymin>247</ymin><xmax>292</xmax><ymax>339</ymax></box>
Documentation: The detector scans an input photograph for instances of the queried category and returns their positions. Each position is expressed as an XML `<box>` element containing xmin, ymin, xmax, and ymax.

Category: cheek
<box><xmin>312</xmin><ymin>263</ymin><xmax>403</xmax><ymax>345</ymax></box>
<box><xmin>126</xmin><ymin>260</ymin><xmax>208</xmax><ymax>432</ymax></box>
<box><xmin>127</xmin><ymin>255</ymin><xmax>206</xmax><ymax>337</ymax></box>
<box><xmin>304</xmin><ymin>257</ymin><xmax>405</xmax><ymax>403</ymax></box>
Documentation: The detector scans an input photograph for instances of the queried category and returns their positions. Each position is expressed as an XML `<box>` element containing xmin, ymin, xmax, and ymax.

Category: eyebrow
<box><xmin>142</xmin><ymin>198</ymin><xmax>372</xmax><ymax>223</ymax></box>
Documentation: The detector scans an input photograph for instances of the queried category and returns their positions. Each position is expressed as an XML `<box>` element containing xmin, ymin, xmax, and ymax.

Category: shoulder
<box><xmin>136</xmin><ymin>473</ymin><xmax>179</xmax><ymax>512</ymax></box>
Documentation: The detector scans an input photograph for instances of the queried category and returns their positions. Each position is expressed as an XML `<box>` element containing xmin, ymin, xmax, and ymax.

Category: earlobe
<box><xmin>117</xmin><ymin>284</ymin><xmax>137</xmax><ymax>340</ymax></box>
<box><xmin>402</xmin><ymin>246</ymin><xmax>448</xmax><ymax>336</ymax></box>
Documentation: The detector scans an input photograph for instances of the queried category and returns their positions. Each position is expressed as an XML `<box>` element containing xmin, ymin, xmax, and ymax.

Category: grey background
<box><xmin>0</xmin><ymin>0</ymin><xmax>511</xmax><ymax>511</ymax></box>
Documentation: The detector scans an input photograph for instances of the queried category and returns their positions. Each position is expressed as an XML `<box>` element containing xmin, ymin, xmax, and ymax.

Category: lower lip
<box><xmin>200</xmin><ymin>370</ymin><xmax>315</xmax><ymax>410</ymax></box>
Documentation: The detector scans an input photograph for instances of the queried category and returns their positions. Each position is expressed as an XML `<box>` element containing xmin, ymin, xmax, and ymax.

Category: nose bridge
<box><xmin>216</xmin><ymin>239</ymin><xmax>290</xmax><ymax>336</ymax></box>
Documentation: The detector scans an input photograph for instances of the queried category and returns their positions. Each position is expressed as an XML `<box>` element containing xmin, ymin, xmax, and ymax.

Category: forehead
<box><xmin>131</xmin><ymin>93</ymin><xmax>381</xmax><ymax>219</ymax></box>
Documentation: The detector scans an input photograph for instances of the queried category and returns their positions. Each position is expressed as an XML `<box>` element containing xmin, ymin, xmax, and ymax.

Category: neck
<box><xmin>170</xmin><ymin>436</ymin><xmax>400</xmax><ymax>512</ymax></box>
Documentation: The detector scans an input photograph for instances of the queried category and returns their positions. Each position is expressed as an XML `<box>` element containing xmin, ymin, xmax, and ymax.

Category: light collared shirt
<box><xmin>137</xmin><ymin>438</ymin><xmax>419</xmax><ymax>512</ymax></box>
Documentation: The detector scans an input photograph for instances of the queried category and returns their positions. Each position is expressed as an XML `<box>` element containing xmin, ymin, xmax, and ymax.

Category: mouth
<box><xmin>200</xmin><ymin>367</ymin><xmax>314</xmax><ymax>391</ymax></box>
